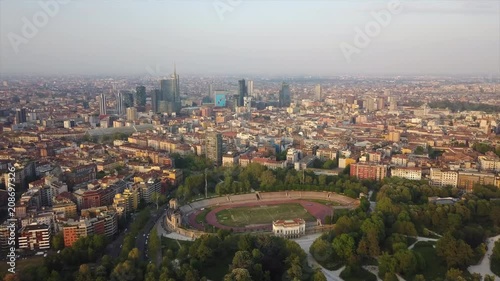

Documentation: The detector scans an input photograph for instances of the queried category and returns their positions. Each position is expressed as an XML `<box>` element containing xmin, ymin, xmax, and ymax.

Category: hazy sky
<box><xmin>1</xmin><ymin>0</ymin><xmax>499</xmax><ymax>76</ymax></box>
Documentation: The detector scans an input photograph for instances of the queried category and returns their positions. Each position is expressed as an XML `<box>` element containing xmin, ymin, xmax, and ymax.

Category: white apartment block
<box><xmin>391</xmin><ymin>167</ymin><xmax>422</xmax><ymax>181</ymax></box>
<box><xmin>430</xmin><ymin>168</ymin><xmax>458</xmax><ymax>188</ymax></box>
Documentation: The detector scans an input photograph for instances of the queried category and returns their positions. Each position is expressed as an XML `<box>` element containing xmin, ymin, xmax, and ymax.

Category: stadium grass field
<box><xmin>214</xmin><ymin>203</ymin><xmax>316</xmax><ymax>227</ymax></box>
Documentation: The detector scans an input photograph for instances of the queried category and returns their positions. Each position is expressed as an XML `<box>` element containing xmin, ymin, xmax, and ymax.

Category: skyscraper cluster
<box><xmin>155</xmin><ymin>67</ymin><xmax>181</xmax><ymax>115</ymax></box>
<box><xmin>15</xmin><ymin>108</ymin><xmax>27</xmax><ymax>124</ymax></box>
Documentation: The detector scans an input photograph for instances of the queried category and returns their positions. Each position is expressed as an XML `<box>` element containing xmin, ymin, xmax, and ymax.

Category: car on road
<box><xmin>143</xmin><ymin>234</ymin><xmax>146</xmax><ymax>237</ymax></box>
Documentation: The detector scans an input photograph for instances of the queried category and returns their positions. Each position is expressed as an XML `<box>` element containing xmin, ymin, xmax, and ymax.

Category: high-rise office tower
<box><xmin>126</xmin><ymin>107</ymin><xmax>137</xmax><ymax>121</ymax></box>
<box><xmin>214</xmin><ymin>90</ymin><xmax>228</xmax><ymax>107</ymax></box>
<box><xmin>98</xmin><ymin>93</ymin><xmax>107</xmax><ymax>115</ymax></box>
<box><xmin>135</xmin><ymin>86</ymin><xmax>146</xmax><ymax>107</ymax></box>
<box><xmin>377</xmin><ymin>97</ymin><xmax>385</xmax><ymax>111</ymax></box>
<box><xmin>206</xmin><ymin>132</ymin><xmax>223</xmax><ymax>166</ymax></box>
<box><xmin>121</xmin><ymin>91</ymin><xmax>134</xmax><ymax>108</ymax></box>
<box><xmin>279</xmin><ymin>82</ymin><xmax>291</xmax><ymax>108</ymax></box>
<box><xmin>365</xmin><ymin>98</ymin><xmax>376</xmax><ymax>112</ymax></box>
<box><xmin>151</xmin><ymin>89</ymin><xmax>160</xmax><ymax>113</ymax></box>
<box><xmin>209</xmin><ymin>83</ymin><xmax>213</xmax><ymax>97</ymax></box>
<box><xmin>116</xmin><ymin>92</ymin><xmax>125</xmax><ymax>115</ymax></box>
<box><xmin>247</xmin><ymin>80</ymin><xmax>254</xmax><ymax>98</ymax></box>
<box><xmin>315</xmin><ymin>84</ymin><xmax>322</xmax><ymax>101</ymax></box>
<box><xmin>15</xmin><ymin>108</ymin><xmax>27</xmax><ymax>124</ymax></box>
<box><xmin>159</xmin><ymin>66</ymin><xmax>181</xmax><ymax>115</ymax></box>
<box><xmin>244</xmin><ymin>96</ymin><xmax>252</xmax><ymax>120</ymax></box>
<box><xmin>389</xmin><ymin>97</ymin><xmax>398</xmax><ymax>111</ymax></box>
<box><xmin>238</xmin><ymin>79</ymin><xmax>247</xmax><ymax>107</ymax></box>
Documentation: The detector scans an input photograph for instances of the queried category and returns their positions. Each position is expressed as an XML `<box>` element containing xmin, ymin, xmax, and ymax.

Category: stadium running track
<box><xmin>188</xmin><ymin>200</ymin><xmax>334</xmax><ymax>232</ymax></box>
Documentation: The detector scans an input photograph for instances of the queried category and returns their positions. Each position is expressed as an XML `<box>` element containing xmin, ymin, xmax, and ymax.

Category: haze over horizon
<box><xmin>1</xmin><ymin>0</ymin><xmax>499</xmax><ymax>76</ymax></box>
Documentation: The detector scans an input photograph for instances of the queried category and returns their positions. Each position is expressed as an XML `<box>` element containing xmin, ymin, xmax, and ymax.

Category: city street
<box><xmin>137</xmin><ymin>204</ymin><xmax>168</xmax><ymax>261</ymax></box>
<box><xmin>105</xmin><ymin>204</ymin><xmax>168</xmax><ymax>260</ymax></box>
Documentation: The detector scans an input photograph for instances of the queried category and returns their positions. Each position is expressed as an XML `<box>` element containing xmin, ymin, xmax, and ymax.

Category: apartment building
<box><xmin>18</xmin><ymin>223</ymin><xmax>50</xmax><ymax>250</ymax></box>
<box><xmin>350</xmin><ymin>163</ymin><xmax>388</xmax><ymax>181</ymax></box>
<box><xmin>391</xmin><ymin>167</ymin><xmax>423</xmax><ymax>181</ymax></box>
<box><xmin>429</xmin><ymin>168</ymin><xmax>459</xmax><ymax>188</ymax></box>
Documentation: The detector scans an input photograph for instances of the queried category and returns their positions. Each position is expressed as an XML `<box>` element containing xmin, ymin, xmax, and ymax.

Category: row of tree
<box><xmin>176</xmin><ymin>162</ymin><xmax>378</xmax><ymax>202</ymax></box>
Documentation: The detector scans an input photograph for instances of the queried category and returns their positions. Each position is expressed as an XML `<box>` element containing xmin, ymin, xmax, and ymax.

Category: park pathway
<box><xmin>407</xmin><ymin>236</ymin><xmax>438</xmax><ymax>250</ymax></box>
<box><xmin>293</xmin><ymin>234</ymin><xmax>344</xmax><ymax>281</ymax></box>
<box><xmin>468</xmin><ymin>234</ymin><xmax>500</xmax><ymax>278</ymax></box>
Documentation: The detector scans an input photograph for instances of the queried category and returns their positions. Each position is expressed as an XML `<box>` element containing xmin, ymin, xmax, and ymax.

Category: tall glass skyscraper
<box><xmin>279</xmin><ymin>82</ymin><xmax>291</xmax><ymax>108</ymax></box>
<box><xmin>98</xmin><ymin>93</ymin><xmax>107</xmax><ymax>115</ymax></box>
<box><xmin>116</xmin><ymin>92</ymin><xmax>124</xmax><ymax>115</ymax></box>
<box><xmin>247</xmin><ymin>80</ymin><xmax>255</xmax><ymax>98</ymax></box>
<box><xmin>135</xmin><ymin>85</ymin><xmax>146</xmax><ymax>107</ymax></box>
<box><xmin>238</xmin><ymin>79</ymin><xmax>247</xmax><ymax>107</ymax></box>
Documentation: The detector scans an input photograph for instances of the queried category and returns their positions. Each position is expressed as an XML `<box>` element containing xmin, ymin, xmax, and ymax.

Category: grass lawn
<box><xmin>0</xmin><ymin>256</ymin><xmax>45</xmax><ymax>278</ymax></box>
<box><xmin>196</xmin><ymin>207</ymin><xmax>211</xmax><ymax>224</ymax></box>
<box><xmin>410</xmin><ymin>241</ymin><xmax>447</xmax><ymax>281</ymax></box>
<box><xmin>215</xmin><ymin>203</ymin><xmax>316</xmax><ymax>227</ymax></box>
